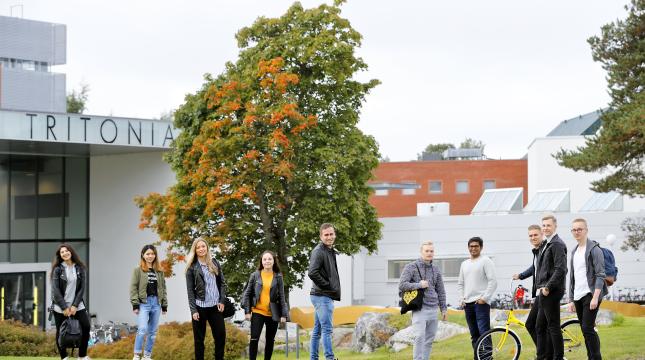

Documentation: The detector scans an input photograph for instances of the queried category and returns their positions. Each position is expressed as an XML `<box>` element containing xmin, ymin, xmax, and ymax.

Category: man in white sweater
<box><xmin>457</xmin><ymin>236</ymin><xmax>498</xmax><ymax>359</ymax></box>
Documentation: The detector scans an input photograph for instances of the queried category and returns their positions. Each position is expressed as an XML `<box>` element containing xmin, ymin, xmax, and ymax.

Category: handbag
<box><xmin>58</xmin><ymin>316</ymin><xmax>82</xmax><ymax>349</ymax></box>
<box><xmin>399</xmin><ymin>263</ymin><xmax>425</xmax><ymax>314</ymax></box>
<box><xmin>222</xmin><ymin>297</ymin><xmax>236</xmax><ymax>318</ymax></box>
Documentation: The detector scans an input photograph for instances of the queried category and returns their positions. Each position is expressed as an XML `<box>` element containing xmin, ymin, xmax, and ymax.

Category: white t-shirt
<box><xmin>573</xmin><ymin>246</ymin><xmax>591</xmax><ymax>301</ymax></box>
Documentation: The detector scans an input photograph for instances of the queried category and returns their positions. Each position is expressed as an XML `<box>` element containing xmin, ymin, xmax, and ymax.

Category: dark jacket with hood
<box><xmin>51</xmin><ymin>263</ymin><xmax>86</xmax><ymax>310</ymax></box>
<box><xmin>568</xmin><ymin>239</ymin><xmax>608</xmax><ymax>302</ymax></box>
<box><xmin>308</xmin><ymin>243</ymin><xmax>341</xmax><ymax>301</ymax></box>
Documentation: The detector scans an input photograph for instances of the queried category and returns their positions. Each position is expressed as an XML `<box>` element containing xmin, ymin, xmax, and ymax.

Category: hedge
<box><xmin>0</xmin><ymin>320</ymin><xmax>58</xmax><ymax>356</ymax></box>
<box><xmin>89</xmin><ymin>321</ymin><xmax>248</xmax><ymax>359</ymax></box>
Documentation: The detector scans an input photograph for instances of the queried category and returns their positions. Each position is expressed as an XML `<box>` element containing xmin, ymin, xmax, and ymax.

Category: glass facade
<box><xmin>0</xmin><ymin>272</ymin><xmax>46</xmax><ymax>329</ymax></box>
<box><xmin>0</xmin><ymin>155</ymin><xmax>89</xmax><ymax>264</ymax></box>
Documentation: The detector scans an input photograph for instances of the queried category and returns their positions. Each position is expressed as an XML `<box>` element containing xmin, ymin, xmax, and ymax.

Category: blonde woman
<box><xmin>130</xmin><ymin>244</ymin><xmax>168</xmax><ymax>360</ymax></box>
<box><xmin>185</xmin><ymin>238</ymin><xmax>227</xmax><ymax>360</ymax></box>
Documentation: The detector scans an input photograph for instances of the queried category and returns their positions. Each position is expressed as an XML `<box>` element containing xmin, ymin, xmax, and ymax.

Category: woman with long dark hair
<box><xmin>51</xmin><ymin>243</ymin><xmax>90</xmax><ymax>360</ymax></box>
<box><xmin>185</xmin><ymin>238</ymin><xmax>227</xmax><ymax>360</ymax></box>
<box><xmin>130</xmin><ymin>244</ymin><xmax>168</xmax><ymax>360</ymax></box>
<box><xmin>242</xmin><ymin>250</ymin><xmax>289</xmax><ymax>360</ymax></box>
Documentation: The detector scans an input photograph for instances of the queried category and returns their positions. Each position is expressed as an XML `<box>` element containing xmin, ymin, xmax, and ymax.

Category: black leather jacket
<box><xmin>185</xmin><ymin>258</ymin><xmax>226</xmax><ymax>314</ymax></box>
<box><xmin>308</xmin><ymin>243</ymin><xmax>341</xmax><ymax>301</ymax></box>
<box><xmin>241</xmin><ymin>270</ymin><xmax>290</xmax><ymax>321</ymax></box>
<box><xmin>535</xmin><ymin>234</ymin><xmax>568</xmax><ymax>295</ymax></box>
<box><xmin>51</xmin><ymin>263</ymin><xmax>86</xmax><ymax>310</ymax></box>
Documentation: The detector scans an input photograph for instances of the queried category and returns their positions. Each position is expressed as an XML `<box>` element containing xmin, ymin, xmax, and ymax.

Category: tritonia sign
<box><xmin>0</xmin><ymin>110</ymin><xmax>179</xmax><ymax>148</ymax></box>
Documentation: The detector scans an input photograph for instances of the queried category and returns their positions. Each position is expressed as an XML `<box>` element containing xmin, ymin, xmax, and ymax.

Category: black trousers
<box><xmin>192</xmin><ymin>306</ymin><xmax>226</xmax><ymax>360</ymax></box>
<box><xmin>535</xmin><ymin>290</ymin><xmax>564</xmax><ymax>360</ymax></box>
<box><xmin>525</xmin><ymin>297</ymin><xmax>539</xmax><ymax>348</ymax></box>
<box><xmin>574</xmin><ymin>293</ymin><xmax>602</xmax><ymax>360</ymax></box>
<box><xmin>249</xmin><ymin>312</ymin><xmax>279</xmax><ymax>360</ymax></box>
<box><xmin>53</xmin><ymin>309</ymin><xmax>90</xmax><ymax>359</ymax></box>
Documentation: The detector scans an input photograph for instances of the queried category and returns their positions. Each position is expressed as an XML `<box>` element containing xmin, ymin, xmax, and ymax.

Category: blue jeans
<box><xmin>134</xmin><ymin>295</ymin><xmax>161</xmax><ymax>356</ymax></box>
<box><xmin>310</xmin><ymin>295</ymin><xmax>334</xmax><ymax>360</ymax></box>
<box><xmin>464</xmin><ymin>302</ymin><xmax>491</xmax><ymax>358</ymax></box>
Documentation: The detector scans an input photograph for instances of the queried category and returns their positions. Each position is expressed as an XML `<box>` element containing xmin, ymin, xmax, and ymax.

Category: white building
<box><xmin>342</xmin><ymin>112</ymin><xmax>645</xmax><ymax>307</ymax></box>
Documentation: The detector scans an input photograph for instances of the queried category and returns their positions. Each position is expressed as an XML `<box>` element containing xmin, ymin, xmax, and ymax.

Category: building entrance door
<box><xmin>0</xmin><ymin>272</ymin><xmax>46</xmax><ymax>329</ymax></box>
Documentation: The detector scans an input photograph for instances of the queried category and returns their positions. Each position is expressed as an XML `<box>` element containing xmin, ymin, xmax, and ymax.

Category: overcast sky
<box><xmin>3</xmin><ymin>0</ymin><xmax>629</xmax><ymax>161</ymax></box>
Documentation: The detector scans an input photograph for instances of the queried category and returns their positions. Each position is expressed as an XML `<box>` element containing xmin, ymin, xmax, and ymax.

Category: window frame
<box><xmin>428</xmin><ymin>180</ymin><xmax>443</xmax><ymax>194</ymax></box>
<box><xmin>387</xmin><ymin>256</ymin><xmax>470</xmax><ymax>282</ymax></box>
<box><xmin>455</xmin><ymin>180</ymin><xmax>470</xmax><ymax>194</ymax></box>
<box><xmin>483</xmin><ymin>179</ymin><xmax>496</xmax><ymax>191</ymax></box>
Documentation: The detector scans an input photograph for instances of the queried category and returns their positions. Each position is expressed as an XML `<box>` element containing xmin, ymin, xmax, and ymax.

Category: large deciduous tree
<box><xmin>136</xmin><ymin>2</ymin><xmax>381</xmax><ymax>298</ymax></box>
<box><xmin>555</xmin><ymin>0</ymin><xmax>645</xmax><ymax>197</ymax></box>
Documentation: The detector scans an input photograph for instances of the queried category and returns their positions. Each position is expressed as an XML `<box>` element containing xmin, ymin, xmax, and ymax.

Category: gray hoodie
<box><xmin>398</xmin><ymin>258</ymin><xmax>447</xmax><ymax>311</ymax></box>
<box><xmin>568</xmin><ymin>239</ymin><xmax>608</xmax><ymax>302</ymax></box>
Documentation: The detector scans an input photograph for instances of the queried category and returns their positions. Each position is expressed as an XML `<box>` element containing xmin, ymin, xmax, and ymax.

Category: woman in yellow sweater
<box><xmin>242</xmin><ymin>250</ymin><xmax>290</xmax><ymax>360</ymax></box>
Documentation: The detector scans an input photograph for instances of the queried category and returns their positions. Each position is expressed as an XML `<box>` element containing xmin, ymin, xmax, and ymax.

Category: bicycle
<box><xmin>475</xmin><ymin>280</ymin><xmax>587</xmax><ymax>360</ymax></box>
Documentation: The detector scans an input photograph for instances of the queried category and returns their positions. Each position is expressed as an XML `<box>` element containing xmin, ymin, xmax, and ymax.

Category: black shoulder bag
<box><xmin>399</xmin><ymin>263</ymin><xmax>425</xmax><ymax>314</ymax></box>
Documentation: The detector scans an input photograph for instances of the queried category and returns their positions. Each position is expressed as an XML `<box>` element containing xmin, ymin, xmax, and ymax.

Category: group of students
<box><xmin>50</xmin><ymin>237</ymin><xmax>291</xmax><ymax>360</ymax></box>
<box><xmin>399</xmin><ymin>214</ymin><xmax>607</xmax><ymax>360</ymax></box>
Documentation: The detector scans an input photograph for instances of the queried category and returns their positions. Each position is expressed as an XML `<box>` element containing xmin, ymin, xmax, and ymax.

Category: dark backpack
<box><xmin>58</xmin><ymin>317</ymin><xmax>82</xmax><ymax>349</ymax></box>
<box><xmin>599</xmin><ymin>246</ymin><xmax>618</xmax><ymax>286</ymax></box>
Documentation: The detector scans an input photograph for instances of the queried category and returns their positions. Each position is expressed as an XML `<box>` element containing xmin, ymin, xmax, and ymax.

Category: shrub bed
<box><xmin>89</xmin><ymin>321</ymin><xmax>247</xmax><ymax>359</ymax></box>
<box><xmin>0</xmin><ymin>320</ymin><xmax>58</xmax><ymax>356</ymax></box>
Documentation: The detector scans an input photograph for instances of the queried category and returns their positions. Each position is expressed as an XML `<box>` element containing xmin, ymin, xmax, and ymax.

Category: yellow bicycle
<box><xmin>475</xmin><ymin>281</ymin><xmax>587</xmax><ymax>360</ymax></box>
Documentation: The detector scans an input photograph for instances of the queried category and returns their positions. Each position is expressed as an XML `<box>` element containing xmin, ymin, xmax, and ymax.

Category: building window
<box><xmin>388</xmin><ymin>259</ymin><xmax>413</xmax><ymax>280</ymax></box>
<box><xmin>429</xmin><ymin>181</ymin><xmax>442</xmax><ymax>194</ymax></box>
<box><xmin>483</xmin><ymin>180</ymin><xmax>496</xmax><ymax>190</ymax></box>
<box><xmin>402</xmin><ymin>188</ymin><xmax>416</xmax><ymax>195</ymax></box>
<box><xmin>456</xmin><ymin>180</ymin><xmax>469</xmax><ymax>194</ymax></box>
<box><xmin>0</xmin><ymin>154</ymin><xmax>89</xmax><ymax>264</ymax></box>
<box><xmin>435</xmin><ymin>258</ymin><xmax>469</xmax><ymax>278</ymax></box>
<box><xmin>388</xmin><ymin>257</ymin><xmax>468</xmax><ymax>280</ymax></box>
<box><xmin>374</xmin><ymin>189</ymin><xmax>388</xmax><ymax>196</ymax></box>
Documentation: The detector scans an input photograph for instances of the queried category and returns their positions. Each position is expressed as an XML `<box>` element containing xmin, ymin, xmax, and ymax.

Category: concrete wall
<box><xmin>0</xmin><ymin>15</ymin><xmax>66</xmax><ymax>64</ymax></box>
<box><xmin>0</xmin><ymin>68</ymin><xmax>66</xmax><ymax>112</ymax></box>
<box><xmin>89</xmin><ymin>151</ymin><xmax>191</xmax><ymax>324</ymax></box>
<box><xmin>360</xmin><ymin>211</ymin><xmax>645</xmax><ymax>307</ymax></box>
<box><xmin>528</xmin><ymin>136</ymin><xmax>645</xmax><ymax>212</ymax></box>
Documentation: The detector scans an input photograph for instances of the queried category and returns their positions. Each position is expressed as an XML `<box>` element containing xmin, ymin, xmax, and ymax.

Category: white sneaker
<box><xmin>133</xmin><ymin>355</ymin><xmax>142</xmax><ymax>360</ymax></box>
<box><xmin>142</xmin><ymin>355</ymin><xmax>152</xmax><ymax>360</ymax></box>
<box><xmin>78</xmin><ymin>357</ymin><xmax>91</xmax><ymax>360</ymax></box>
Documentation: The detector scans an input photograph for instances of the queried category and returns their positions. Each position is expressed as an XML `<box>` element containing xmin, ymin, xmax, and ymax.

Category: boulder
<box><xmin>352</xmin><ymin>312</ymin><xmax>397</xmax><ymax>353</ymax></box>
<box><xmin>333</xmin><ymin>327</ymin><xmax>354</xmax><ymax>348</ymax></box>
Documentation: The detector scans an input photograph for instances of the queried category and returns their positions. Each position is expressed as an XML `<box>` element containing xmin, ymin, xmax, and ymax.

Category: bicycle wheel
<box><xmin>475</xmin><ymin>328</ymin><xmax>521</xmax><ymax>360</ymax></box>
<box><xmin>561</xmin><ymin>318</ymin><xmax>587</xmax><ymax>355</ymax></box>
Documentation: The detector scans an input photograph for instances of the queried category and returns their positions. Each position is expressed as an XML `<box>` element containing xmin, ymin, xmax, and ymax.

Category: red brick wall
<box><xmin>369</xmin><ymin>159</ymin><xmax>528</xmax><ymax>217</ymax></box>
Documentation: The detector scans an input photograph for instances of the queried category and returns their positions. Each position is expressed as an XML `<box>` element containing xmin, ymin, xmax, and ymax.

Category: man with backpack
<box><xmin>567</xmin><ymin>218</ymin><xmax>607</xmax><ymax>360</ymax></box>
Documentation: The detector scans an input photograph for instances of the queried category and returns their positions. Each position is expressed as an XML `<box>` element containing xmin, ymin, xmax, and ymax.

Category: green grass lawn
<box><xmin>3</xmin><ymin>316</ymin><xmax>645</xmax><ymax>360</ymax></box>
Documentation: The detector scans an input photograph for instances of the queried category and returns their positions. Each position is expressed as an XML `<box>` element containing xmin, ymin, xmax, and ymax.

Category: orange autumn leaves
<box><xmin>136</xmin><ymin>58</ymin><xmax>317</xmax><ymax>254</ymax></box>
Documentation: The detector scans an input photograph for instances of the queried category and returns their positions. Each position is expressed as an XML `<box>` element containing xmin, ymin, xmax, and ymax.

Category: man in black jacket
<box><xmin>535</xmin><ymin>215</ymin><xmax>568</xmax><ymax>360</ymax></box>
<box><xmin>308</xmin><ymin>223</ymin><xmax>340</xmax><ymax>360</ymax></box>
<box><xmin>513</xmin><ymin>224</ymin><xmax>547</xmax><ymax>350</ymax></box>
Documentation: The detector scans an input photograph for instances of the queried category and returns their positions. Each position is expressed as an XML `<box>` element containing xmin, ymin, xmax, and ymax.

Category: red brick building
<box><xmin>369</xmin><ymin>159</ymin><xmax>528</xmax><ymax>217</ymax></box>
